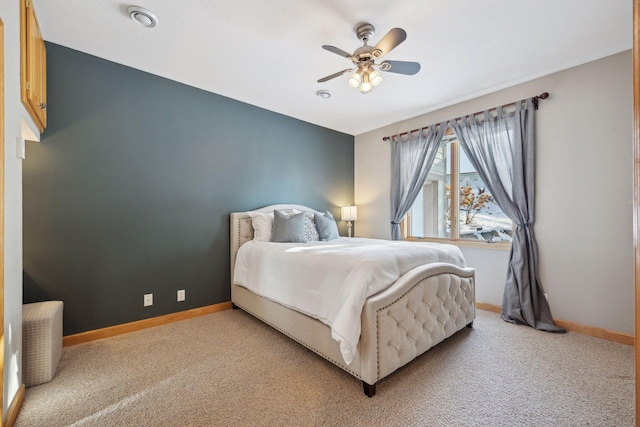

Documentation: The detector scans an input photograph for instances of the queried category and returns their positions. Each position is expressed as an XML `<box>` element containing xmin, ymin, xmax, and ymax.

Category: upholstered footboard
<box><xmin>232</xmin><ymin>262</ymin><xmax>474</xmax><ymax>397</ymax></box>
<box><xmin>359</xmin><ymin>262</ymin><xmax>475</xmax><ymax>396</ymax></box>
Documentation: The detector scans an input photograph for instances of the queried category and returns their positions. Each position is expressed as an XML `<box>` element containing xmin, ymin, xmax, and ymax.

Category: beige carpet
<box><xmin>16</xmin><ymin>309</ymin><xmax>634</xmax><ymax>427</ymax></box>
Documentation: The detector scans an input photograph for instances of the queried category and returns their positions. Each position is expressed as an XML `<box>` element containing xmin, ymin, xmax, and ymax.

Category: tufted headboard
<box><xmin>229</xmin><ymin>204</ymin><xmax>324</xmax><ymax>284</ymax></box>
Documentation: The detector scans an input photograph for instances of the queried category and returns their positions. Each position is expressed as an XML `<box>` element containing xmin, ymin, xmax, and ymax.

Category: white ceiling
<box><xmin>33</xmin><ymin>0</ymin><xmax>632</xmax><ymax>136</ymax></box>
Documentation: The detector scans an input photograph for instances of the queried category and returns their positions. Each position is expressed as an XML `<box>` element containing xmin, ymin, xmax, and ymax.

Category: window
<box><xmin>404</xmin><ymin>134</ymin><xmax>512</xmax><ymax>244</ymax></box>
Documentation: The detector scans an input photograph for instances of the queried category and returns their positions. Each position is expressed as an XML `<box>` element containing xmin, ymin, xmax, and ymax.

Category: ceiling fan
<box><xmin>317</xmin><ymin>22</ymin><xmax>421</xmax><ymax>94</ymax></box>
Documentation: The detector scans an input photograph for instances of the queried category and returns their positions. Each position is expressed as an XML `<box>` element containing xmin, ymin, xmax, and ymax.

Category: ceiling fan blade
<box><xmin>322</xmin><ymin>45</ymin><xmax>353</xmax><ymax>59</ymax></box>
<box><xmin>371</xmin><ymin>28</ymin><xmax>407</xmax><ymax>58</ymax></box>
<box><xmin>317</xmin><ymin>69</ymin><xmax>352</xmax><ymax>83</ymax></box>
<box><xmin>379</xmin><ymin>60</ymin><xmax>421</xmax><ymax>75</ymax></box>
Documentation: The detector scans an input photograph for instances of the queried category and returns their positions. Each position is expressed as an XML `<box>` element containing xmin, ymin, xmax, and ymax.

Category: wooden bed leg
<box><xmin>363</xmin><ymin>381</ymin><xmax>376</xmax><ymax>397</ymax></box>
<box><xmin>466</xmin><ymin>321</ymin><xmax>474</xmax><ymax>328</ymax></box>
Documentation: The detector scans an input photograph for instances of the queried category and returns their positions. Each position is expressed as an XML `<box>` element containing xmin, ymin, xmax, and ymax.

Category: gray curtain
<box><xmin>449</xmin><ymin>98</ymin><xmax>564</xmax><ymax>333</ymax></box>
<box><xmin>390</xmin><ymin>123</ymin><xmax>447</xmax><ymax>240</ymax></box>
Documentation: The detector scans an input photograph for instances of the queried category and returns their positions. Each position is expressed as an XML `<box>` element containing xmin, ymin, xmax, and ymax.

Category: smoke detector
<box><xmin>128</xmin><ymin>6</ymin><xmax>159</xmax><ymax>28</ymax></box>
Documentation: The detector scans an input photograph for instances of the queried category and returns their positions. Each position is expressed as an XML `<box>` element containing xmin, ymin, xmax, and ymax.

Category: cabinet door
<box><xmin>21</xmin><ymin>0</ymin><xmax>47</xmax><ymax>132</ymax></box>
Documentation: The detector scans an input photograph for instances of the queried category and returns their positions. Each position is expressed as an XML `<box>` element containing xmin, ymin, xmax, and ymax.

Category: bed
<box><xmin>230</xmin><ymin>204</ymin><xmax>475</xmax><ymax>397</ymax></box>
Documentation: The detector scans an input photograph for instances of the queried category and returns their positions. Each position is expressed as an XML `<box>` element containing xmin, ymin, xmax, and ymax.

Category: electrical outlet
<box><xmin>177</xmin><ymin>289</ymin><xmax>185</xmax><ymax>302</ymax></box>
<box><xmin>144</xmin><ymin>293</ymin><xmax>153</xmax><ymax>307</ymax></box>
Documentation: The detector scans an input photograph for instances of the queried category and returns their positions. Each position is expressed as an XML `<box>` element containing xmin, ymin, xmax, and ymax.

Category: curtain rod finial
<box><xmin>533</xmin><ymin>92</ymin><xmax>549</xmax><ymax>110</ymax></box>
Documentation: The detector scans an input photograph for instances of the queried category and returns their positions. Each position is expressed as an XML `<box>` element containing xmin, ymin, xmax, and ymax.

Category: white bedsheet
<box><xmin>233</xmin><ymin>237</ymin><xmax>465</xmax><ymax>365</ymax></box>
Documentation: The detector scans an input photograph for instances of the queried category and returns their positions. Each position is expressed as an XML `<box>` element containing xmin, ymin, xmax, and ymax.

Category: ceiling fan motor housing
<box><xmin>356</xmin><ymin>24</ymin><xmax>385</xmax><ymax>57</ymax></box>
<box><xmin>353</xmin><ymin>45</ymin><xmax>373</xmax><ymax>62</ymax></box>
<box><xmin>356</xmin><ymin>23</ymin><xmax>375</xmax><ymax>43</ymax></box>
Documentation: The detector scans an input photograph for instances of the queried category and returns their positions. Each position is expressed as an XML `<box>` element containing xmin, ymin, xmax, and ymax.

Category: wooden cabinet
<box><xmin>21</xmin><ymin>0</ymin><xmax>46</xmax><ymax>132</ymax></box>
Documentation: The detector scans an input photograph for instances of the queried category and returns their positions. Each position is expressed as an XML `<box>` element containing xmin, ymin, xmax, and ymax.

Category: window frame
<box><xmin>401</xmin><ymin>136</ymin><xmax>512</xmax><ymax>251</ymax></box>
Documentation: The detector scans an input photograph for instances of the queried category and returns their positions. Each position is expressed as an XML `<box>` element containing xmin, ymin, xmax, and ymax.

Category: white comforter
<box><xmin>233</xmin><ymin>237</ymin><xmax>465</xmax><ymax>365</ymax></box>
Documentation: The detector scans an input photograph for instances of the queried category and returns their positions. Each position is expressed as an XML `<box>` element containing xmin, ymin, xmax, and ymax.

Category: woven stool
<box><xmin>22</xmin><ymin>301</ymin><xmax>63</xmax><ymax>387</ymax></box>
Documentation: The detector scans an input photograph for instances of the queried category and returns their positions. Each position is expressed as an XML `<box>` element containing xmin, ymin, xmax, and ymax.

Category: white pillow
<box><xmin>248</xmin><ymin>212</ymin><xmax>274</xmax><ymax>242</ymax></box>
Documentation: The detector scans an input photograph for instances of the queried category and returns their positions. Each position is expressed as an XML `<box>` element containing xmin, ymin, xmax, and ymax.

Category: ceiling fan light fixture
<box><xmin>360</xmin><ymin>84</ymin><xmax>373</xmax><ymax>94</ymax></box>
<box><xmin>348</xmin><ymin>72</ymin><xmax>361</xmax><ymax>88</ymax></box>
<box><xmin>369</xmin><ymin>69</ymin><xmax>382</xmax><ymax>86</ymax></box>
<box><xmin>360</xmin><ymin>73</ymin><xmax>373</xmax><ymax>94</ymax></box>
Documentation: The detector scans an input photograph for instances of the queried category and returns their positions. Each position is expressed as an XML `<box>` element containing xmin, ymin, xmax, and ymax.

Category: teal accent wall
<box><xmin>23</xmin><ymin>43</ymin><xmax>354</xmax><ymax>335</ymax></box>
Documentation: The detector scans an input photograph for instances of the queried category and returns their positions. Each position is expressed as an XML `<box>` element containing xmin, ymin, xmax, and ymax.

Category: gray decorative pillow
<box><xmin>272</xmin><ymin>210</ymin><xmax>306</xmax><ymax>243</ymax></box>
<box><xmin>314</xmin><ymin>212</ymin><xmax>339</xmax><ymax>241</ymax></box>
<box><xmin>303</xmin><ymin>213</ymin><xmax>320</xmax><ymax>242</ymax></box>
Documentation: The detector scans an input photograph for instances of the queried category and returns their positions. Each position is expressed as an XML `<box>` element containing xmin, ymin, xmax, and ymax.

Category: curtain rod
<box><xmin>382</xmin><ymin>92</ymin><xmax>549</xmax><ymax>142</ymax></box>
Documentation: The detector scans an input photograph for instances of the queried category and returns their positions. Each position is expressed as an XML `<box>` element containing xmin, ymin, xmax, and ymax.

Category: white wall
<box><xmin>355</xmin><ymin>51</ymin><xmax>633</xmax><ymax>335</ymax></box>
<box><xmin>0</xmin><ymin>1</ymin><xmax>40</xmax><ymax>418</ymax></box>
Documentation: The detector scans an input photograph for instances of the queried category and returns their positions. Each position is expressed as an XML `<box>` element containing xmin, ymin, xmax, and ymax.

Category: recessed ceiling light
<box><xmin>316</xmin><ymin>89</ymin><xmax>332</xmax><ymax>99</ymax></box>
<box><xmin>128</xmin><ymin>6</ymin><xmax>159</xmax><ymax>28</ymax></box>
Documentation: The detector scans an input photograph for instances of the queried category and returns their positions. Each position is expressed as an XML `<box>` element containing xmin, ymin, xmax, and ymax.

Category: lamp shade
<box><xmin>341</xmin><ymin>206</ymin><xmax>358</xmax><ymax>221</ymax></box>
